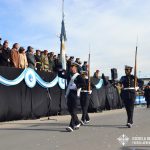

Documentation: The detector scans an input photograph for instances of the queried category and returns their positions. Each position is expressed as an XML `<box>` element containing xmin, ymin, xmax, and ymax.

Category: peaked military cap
<box><xmin>125</xmin><ymin>65</ymin><xmax>133</xmax><ymax>70</ymax></box>
<box><xmin>71</xmin><ymin>61</ymin><xmax>80</xmax><ymax>67</ymax></box>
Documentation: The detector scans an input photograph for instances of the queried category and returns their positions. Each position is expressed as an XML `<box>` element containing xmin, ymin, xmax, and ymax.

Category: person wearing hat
<box><xmin>82</xmin><ymin>61</ymin><xmax>88</xmax><ymax>72</ymax></box>
<box><xmin>58</xmin><ymin>62</ymin><xmax>84</xmax><ymax>132</ymax></box>
<box><xmin>120</xmin><ymin>65</ymin><xmax>138</xmax><ymax>128</ymax></box>
<box><xmin>80</xmin><ymin>71</ymin><xmax>95</xmax><ymax>125</ymax></box>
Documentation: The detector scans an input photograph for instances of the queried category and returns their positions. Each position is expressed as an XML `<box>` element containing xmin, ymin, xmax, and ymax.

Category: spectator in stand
<box><xmin>75</xmin><ymin>58</ymin><xmax>80</xmax><ymax>64</ymax></box>
<box><xmin>48</xmin><ymin>52</ymin><xmax>55</xmax><ymax>72</ymax></box>
<box><xmin>67</xmin><ymin>56</ymin><xmax>74</xmax><ymax>72</ymax></box>
<box><xmin>19</xmin><ymin>47</ymin><xmax>28</xmax><ymax>69</ymax></box>
<box><xmin>53</xmin><ymin>54</ymin><xmax>62</xmax><ymax>72</ymax></box>
<box><xmin>0</xmin><ymin>36</ymin><xmax>2</xmax><ymax>48</ymax></box>
<box><xmin>93</xmin><ymin>70</ymin><xmax>100</xmax><ymax>79</ymax></box>
<box><xmin>82</xmin><ymin>61</ymin><xmax>88</xmax><ymax>72</ymax></box>
<box><xmin>75</xmin><ymin>58</ymin><xmax>82</xmax><ymax>73</ymax></box>
<box><xmin>35</xmin><ymin>50</ymin><xmax>42</xmax><ymax>71</ymax></box>
<box><xmin>10</xmin><ymin>43</ymin><xmax>20</xmax><ymax>68</ymax></box>
<box><xmin>53</xmin><ymin>55</ymin><xmax>57</xmax><ymax>71</ymax></box>
<box><xmin>57</xmin><ymin>54</ymin><xmax>62</xmax><ymax>69</ymax></box>
<box><xmin>0</xmin><ymin>37</ymin><xmax>2</xmax><ymax>64</ymax></box>
<box><xmin>41</xmin><ymin>50</ymin><xmax>50</xmax><ymax>72</ymax></box>
<box><xmin>0</xmin><ymin>40</ymin><xmax>11</xmax><ymax>67</ymax></box>
<box><xmin>26</xmin><ymin>46</ymin><xmax>35</xmax><ymax>69</ymax></box>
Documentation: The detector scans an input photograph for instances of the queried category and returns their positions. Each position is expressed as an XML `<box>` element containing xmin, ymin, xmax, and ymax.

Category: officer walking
<box><xmin>58</xmin><ymin>62</ymin><xmax>84</xmax><ymax>132</ymax></box>
<box><xmin>144</xmin><ymin>82</ymin><xmax>150</xmax><ymax>108</ymax></box>
<box><xmin>120</xmin><ymin>65</ymin><xmax>138</xmax><ymax>128</ymax></box>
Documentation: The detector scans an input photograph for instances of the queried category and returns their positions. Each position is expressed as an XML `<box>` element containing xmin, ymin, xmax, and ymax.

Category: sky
<box><xmin>0</xmin><ymin>0</ymin><xmax>150</xmax><ymax>78</ymax></box>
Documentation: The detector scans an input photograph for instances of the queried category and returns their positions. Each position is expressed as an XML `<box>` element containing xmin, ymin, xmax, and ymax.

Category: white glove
<box><xmin>135</xmin><ymin>87</ymin><xmax>139</xmax><ymax>91</ymax></box>
<box><xmin>88</xmin><ymin>90</ymin><xmax>92</xmax><ymax>95</ymax></box>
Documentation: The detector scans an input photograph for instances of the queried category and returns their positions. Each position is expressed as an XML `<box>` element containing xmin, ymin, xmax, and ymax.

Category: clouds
<box><xmin>0</xmin><ymin>0</ymin><xmax>149</xmax><ymax>77</ymax></box>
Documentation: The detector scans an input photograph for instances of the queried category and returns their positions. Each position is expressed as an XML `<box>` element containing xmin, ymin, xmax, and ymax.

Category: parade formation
<box><xmin>0</xmin><ymin>0</ymin><xmax>150</xmax><ymax>149</ymax></box>
<box><xmin>0</xmin><ymin>0</ymin><xmax>149</xmax><ymax>132</ymax></box>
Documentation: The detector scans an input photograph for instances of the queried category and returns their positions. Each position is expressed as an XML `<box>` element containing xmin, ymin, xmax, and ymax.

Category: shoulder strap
<box><xmin>65</xmin><ymin>73</ymin><xmax>79</xmax><ymax>97</ymax></box>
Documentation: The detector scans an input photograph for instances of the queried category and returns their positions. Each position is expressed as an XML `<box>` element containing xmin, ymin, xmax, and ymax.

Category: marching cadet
<box><xmin>120</xmin><ymin>65</ymin><xmax>138</xmax><ymax>128</ymax></box>
<box><xmin>144</xmin><ymin>82</ymin><xmax>150</xmax><ymax>108</ymax></box>
<box><xmin>80</xmin><ymin>71</ymin><xmax>94</xmax><ymax>125</ymax></box>
<box><xmin>58</xmin><ymin>62</ymin><xmax>84</xmax><ymax>132</ymax></box>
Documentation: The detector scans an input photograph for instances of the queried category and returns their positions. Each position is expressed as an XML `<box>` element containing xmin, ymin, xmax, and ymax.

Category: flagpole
<box><xmin>60</xmin><ymin>0</ymin><xmax>67</xmax><ymax>70</ymax></box>
<box><xmin>62</xmin><ymin>0</ymin><xmax>64</xmax><ymax>20</ymax></box>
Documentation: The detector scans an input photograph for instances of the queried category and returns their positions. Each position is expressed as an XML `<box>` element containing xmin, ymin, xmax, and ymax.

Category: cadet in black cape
<box><xmin>120</xmin><ymin>65</ymin><xmax>138</xmax><ymax>128</ymax></box>
<box><xmin>58</xmin><ymin>62</ymin><xmax>84</xmax><ymax>132</ymax></box>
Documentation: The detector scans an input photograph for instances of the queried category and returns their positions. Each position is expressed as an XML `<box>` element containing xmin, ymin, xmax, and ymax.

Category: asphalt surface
<box><xmin>0</xmin><ymin>106</ymin><xmax>150</xmax><ymax>150</ymax></box>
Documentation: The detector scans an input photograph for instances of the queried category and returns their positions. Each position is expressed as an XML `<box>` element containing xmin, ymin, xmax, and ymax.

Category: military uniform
<box><xmin>120</xmin><ymin>66</ymin><xmax>137</xmax><ymax>128</ymax></box>
<box><xmin>41</xmin><ymin>54</ymin><xmax>50</xmax><ymax>72</ymax></box>
<box><xmin>67</xmin><ymin>74</ymin><xmax>83</xmax><ymax>129</ymax></box>
<box><xmin>80</xmin><ymin>72</ymin><xmax>94</xmax><ymax>124</ymax></box>
<box><xmin>144</xmin><ymin>85</ymin><xmax>150</xmax><ymax>108</ymax></box>
<box><xmin>58</xmin><ymin>62</ymin><xmax>84</xmax><ymax>132</ymax></box>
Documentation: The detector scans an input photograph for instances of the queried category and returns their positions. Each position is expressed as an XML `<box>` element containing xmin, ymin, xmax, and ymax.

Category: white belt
<box><xmin>81</xmin><ymin>90</ymin><xmax>89</xmax><ymax>92</ymax></box>
<box><xmin>123</xmin><ymin>87</ymin><xmax>135</xmax><ymax>90</ymax></box>
<box><xmin>81</xmin><ymin>90</ymin><xmax>92</xmax><ymax>93</ymax></box>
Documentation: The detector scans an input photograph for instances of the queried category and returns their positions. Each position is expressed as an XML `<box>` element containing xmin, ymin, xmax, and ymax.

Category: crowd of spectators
<box><xmin>0</xmin><ymin>38</ymin><xmax>92</xmax><ymax>74</ymax></box>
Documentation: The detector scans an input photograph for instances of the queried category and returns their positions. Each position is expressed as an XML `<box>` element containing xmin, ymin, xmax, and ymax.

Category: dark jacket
<box><xmin>35</xmin><ymin>54</ymin><xmax>41</xmax><ymax>70</ymax></box>
<box><xmin>26</xmin><ymin>52</ymin><xmax>35</xmax><ymax>69</ymax></box>
<box><xmin>1</xmin><ymin>47</ymin><xmax>11</xmax><ymax>66</ymax></box>
<box><xmin>58</xmin><ymin>70</ymin><xmax>84</xmax><ymax>89</ymax></box>
<box><xmin>144</xmin><ymin>86</ymin><xmax>150</xmax><ymax>101</ymax></box>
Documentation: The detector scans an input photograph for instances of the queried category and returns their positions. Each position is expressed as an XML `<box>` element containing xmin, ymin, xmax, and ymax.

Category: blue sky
<box><xmin>0</xmin><ymin>0</ymin><xmax>150</xmax><ymax>78</ymax></box>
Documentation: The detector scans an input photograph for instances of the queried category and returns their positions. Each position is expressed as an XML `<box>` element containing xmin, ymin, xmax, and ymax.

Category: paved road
<box><xmin>0</xmin><ymin>106</ymin><xmax>150</xmax><ymax>150</ymax></box>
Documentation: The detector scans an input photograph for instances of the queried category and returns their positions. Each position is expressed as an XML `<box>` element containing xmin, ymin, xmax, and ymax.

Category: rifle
<box><xmin>88</xmin><ymin>52</ymin><xmax>91</xmax><ymax>93</ymax></box>
<box><xmin>134</xmin><ymin>45</ymin><xmax>138</xmax><ymax>88</ymax></box>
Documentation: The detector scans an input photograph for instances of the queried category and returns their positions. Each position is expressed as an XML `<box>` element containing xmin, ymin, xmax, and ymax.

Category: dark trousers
<box><xmin>146</xmin><ymin>99</ymin><xmax>150</xmax><ymax>108</ymax></box>
<box><xmin>121</xmin><ymin>90</ymin><xmax>136</xmax><ymax>124</ymax></box>
<box><xmin>80</xmin><ymin>92</ymin><xmax>90</xmax><ymax>122</ymax></box>
<box><xmin>67</xmin><ymin>90</ymin><xmax>80</xmax><ymax>128</ymax></box>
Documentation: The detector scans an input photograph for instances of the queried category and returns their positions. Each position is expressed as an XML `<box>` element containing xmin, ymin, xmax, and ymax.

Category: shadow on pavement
<box><xmin>0</xmin><ymin>122</ymin><xmax>68</xmax><ymax>127</ymax></box>
<box><xmin>84</xmin><ymin>124</ymin><xmax>128</xmax><ymax>129</ymax></box>
<box><xmin>0</xmin><ymin>122</ymin><xmax>70</xmax><ymax>132</ymax></box>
